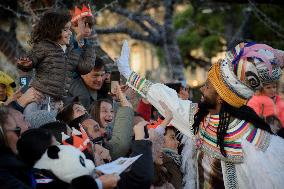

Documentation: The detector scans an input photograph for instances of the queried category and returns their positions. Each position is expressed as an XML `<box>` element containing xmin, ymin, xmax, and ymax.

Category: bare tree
<box><xmin>96</xmin><ymin>0</ymin><xmax>186</xmax><ymax>80</ymax></box>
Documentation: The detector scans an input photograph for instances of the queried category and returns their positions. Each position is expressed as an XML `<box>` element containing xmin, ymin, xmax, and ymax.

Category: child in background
<box><xmin>248</xmin><ymin>81</ymin><xmax>284</xmax><ymax>131</ymax></box>
<box><xmin>17</xmin><ymin>9</ymin><xmax>96</xmax><ymax>114</ymax></box>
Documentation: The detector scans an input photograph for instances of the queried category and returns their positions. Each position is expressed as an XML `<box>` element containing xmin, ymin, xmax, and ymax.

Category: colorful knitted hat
<box><xmin>208</xmin><ymin>42</ymin><xmax>284</xmax><ymax>108</ymax></box>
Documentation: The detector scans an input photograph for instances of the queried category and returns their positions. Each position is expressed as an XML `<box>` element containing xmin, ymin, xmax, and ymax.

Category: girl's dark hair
<box><xmin>89</xmin><ymin>99</ymin><xmax>113</xmax><ymax>127</ymax></box>
<box><xmin>56</xmin><ymin>102</ymin><xmax>75</xmax><ymax>124</ymax></box>
<box><xmin>152</xmin><ymin>163</ymin><xmax>171</xmax><ymax>187</ymax></box>
<box><xmin>29</xmin><ymin>11</ymin><xmax>71</xmax><ymax>45</ymax></box>
<box><xmin>193</xmin><ymin>102</ymin><xmax>272</xmax><ymax>157</ymax></box>
<box><xmin>164</xmin><ymin>126</ymin><xmax>178</xmax><ymax>136</ymax></box>
<box><xmin>72</xmin><ymin>16</ymin><xmax>95</xmax><ymax>28</ymax></box>
<box><xmin>56</xmin><ymin>101</ymin><xmax>83</xmax><ymax>124</ymax></box>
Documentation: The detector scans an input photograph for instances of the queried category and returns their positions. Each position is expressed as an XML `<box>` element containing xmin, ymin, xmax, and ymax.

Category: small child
<box><xmin>17</xmin><ymin>9</ymin><xmax>96</xmax><ymax>114</ymax></box>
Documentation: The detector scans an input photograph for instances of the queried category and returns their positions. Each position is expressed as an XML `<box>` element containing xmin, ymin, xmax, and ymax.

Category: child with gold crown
<box><xmin>17</xmin><ymin>4</ymin><xmax>96</xmax><ymax>114</ymax></box>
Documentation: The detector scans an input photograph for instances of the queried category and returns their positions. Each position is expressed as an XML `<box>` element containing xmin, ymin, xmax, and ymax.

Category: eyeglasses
<box><xmin>91</xmin><ymin>136</ymin><xmax>104</xmax><ymax>145</ymax></box>
<box><xmin>6</xmin><ymin>126</ymin><xmax>21</xmax><ymax>137</ymax></box>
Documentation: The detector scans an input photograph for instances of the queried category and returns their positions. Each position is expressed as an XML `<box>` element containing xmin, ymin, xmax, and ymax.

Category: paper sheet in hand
<box><xmin>96</xmin><ymin>154</ymin><xmax>142</xmax><ymax>175</ymax></box>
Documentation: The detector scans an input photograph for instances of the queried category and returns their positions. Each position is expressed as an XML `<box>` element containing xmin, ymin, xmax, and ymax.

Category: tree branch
<box><xmin>109</xmin><ymin>6</ymin><xmax>160</xmax><ymax>38</ymax></box>
<box><xmin>0</xmin><ymin>28</ymin><xmax>26</xmax><ymax>64</ymax></box>
<box><xmin>109</xmin><ymin>5</ymin><xmax>163</xmax><ymax>31</ymax></box>
<box><xmin>96</xmin><ymin>27</ymin><xmax>162</xmax><ymax>45</ymax></box>
<box><xmin>163</xmin><ymin>0</ymin><xmax>174</xmax><ymax>33</ymax></box>
<box><xmin>186</xmin><ymin>54</ymin><xmax>211</xmax><ymax>68</ymax></box>
<box><xmin>137</xmin><ymin>0</ymin><xmax>149</xmax><ymax>13</ymax></box>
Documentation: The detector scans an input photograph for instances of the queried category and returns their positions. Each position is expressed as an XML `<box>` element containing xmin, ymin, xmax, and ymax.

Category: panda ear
<box><xmin>47</xmin><ymin>146</ymin><xmax>60</xmax><ymax>159</ymax></box>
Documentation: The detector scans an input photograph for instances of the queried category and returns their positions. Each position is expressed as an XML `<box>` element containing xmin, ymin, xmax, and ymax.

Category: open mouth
<box><xmin>104</xmin><ymin>119</ymin><xmax>113</xmax><ymax>124</ymax></box>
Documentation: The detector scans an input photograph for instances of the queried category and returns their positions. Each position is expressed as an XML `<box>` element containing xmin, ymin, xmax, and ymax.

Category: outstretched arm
<box><xmin>117</xmin><ymin>41</ymin><xmax>197</xmax><ymax>138</ymax></box>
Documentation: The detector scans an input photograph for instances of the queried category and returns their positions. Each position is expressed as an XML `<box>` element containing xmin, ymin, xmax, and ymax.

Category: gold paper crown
<box><xmin>208</xmin><ymin>62</ymin><xmax>247</xmax><ymax>108</ymax></box>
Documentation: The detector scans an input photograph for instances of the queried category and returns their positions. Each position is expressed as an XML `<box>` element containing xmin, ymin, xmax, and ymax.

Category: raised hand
<box><xmin>117</xmin><ymin>40</ymin><xmax>131</xmax><ymax>79</ymax></box>
<box><xmin>133</xmin><ymin>120</ymin><xmax>149</xmax><ymax>140</ymax></box>
<box><xmin>112</xmin><ymin>82</ymin><xmax>132</xmax><ymax>108</ymax></box>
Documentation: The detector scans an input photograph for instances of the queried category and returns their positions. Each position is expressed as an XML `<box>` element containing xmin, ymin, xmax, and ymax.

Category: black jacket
<box><xmin>18</xmin><ymin>39</ymin><xmax>96</xmax><ymax>99</ymax></box>
<box><xmin>0</xmin><ymin>147</ymin><xmax>32</xmax><ymax>189</ymax></box>
<box><xmin>33</xmin><ymin>169</ymin><xmax>98</xmax><ymax>189</ymax></box>
<box><xmin>117</xmin><ymin>140</ymin><xmax>154</xmax><ymax>189</ymax></box>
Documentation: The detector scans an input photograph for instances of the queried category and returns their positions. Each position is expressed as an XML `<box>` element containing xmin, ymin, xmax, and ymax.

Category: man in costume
<box><xmin>117</xmin><ymin>41</ymin><xmax>284</xmax><ymax>189</ymax></box>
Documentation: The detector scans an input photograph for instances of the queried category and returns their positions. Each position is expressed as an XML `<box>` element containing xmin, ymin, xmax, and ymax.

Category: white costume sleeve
<box><xmin>116</xmin><ymin>41</ymin><xmax>197</xmax><ymax>138</ymax></box>
<box><xmin>235</xmin><ymin>135</ymin><xmax>284</xmax><ymax>189</ymax></box>
<box><xmin>126</xmin><ymin>72</ymin><xmax>197</xmax><ymax>138</ymax></box>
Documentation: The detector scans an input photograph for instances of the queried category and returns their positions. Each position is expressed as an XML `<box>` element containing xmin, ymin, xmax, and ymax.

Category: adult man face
<box><xmin>81</xmin><ymin>67</ymin><xmax>106</xmax><ymax>91</ymax></box>
<box><xmin>199</xmin><ymin>79</ymin><xmax>220</xmax><ymax>110</ymax></box>
<box><xmin>81</xmin><ymin>118</ymin><xmax>103</xmax><ymax>140</ymax></box>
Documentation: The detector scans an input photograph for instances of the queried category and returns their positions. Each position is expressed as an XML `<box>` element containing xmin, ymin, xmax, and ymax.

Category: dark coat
<box><xmin>117</xmin><ymin>140</ymin><xmax>154</xmax><ymax>189</ymax></box>
<box><xmin>0</xmin><ymin>147</ymin><xmax>32</xmax><ymax>189</ymax></box>
<box><xmin>163</xmin><ymin>154</ymin><xmax>183</xmax><ymax>189</ymax></box>
<box><xmin>33</xmin><ymin>169</ymin><xmax>98</xmax><ymax>189</ymax></box>
<box><xmin>18</xmin><ymin>39</ymin><xmax>96</xmax><ymax>99</ymax></box>
<box><xmin>32</xmin><ymin>169</ymin><xmax>69</xmax><ymax>189</ymax></box>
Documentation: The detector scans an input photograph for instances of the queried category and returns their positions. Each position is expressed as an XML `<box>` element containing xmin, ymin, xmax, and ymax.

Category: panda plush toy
<box><xmin>33</xmin><ymin>145</ymin><xmax>99</xmax><ymax>189</ymax></box>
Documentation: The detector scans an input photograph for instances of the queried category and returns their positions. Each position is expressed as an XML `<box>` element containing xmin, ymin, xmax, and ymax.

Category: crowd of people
<box><xmin>1</xmin><ymin>3</ymin><xmax>284</xmax><ymax>189</ymax></box>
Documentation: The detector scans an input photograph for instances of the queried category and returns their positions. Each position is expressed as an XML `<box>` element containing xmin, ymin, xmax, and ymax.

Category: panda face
<box><xmin>79</xmin><ymin>155</ymin><xmax>86</xmax><ymax>167</ymax></box>
<box><xmin>34</xmin><ymin>145</ymin><xmax>95</xmax><ymax>183</ymax></box>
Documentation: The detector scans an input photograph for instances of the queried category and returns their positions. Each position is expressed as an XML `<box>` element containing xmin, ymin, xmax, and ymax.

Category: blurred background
<box><xmin>0</xmin><ymin>0</ymin><xmax>284</xmax><ymax>98</ymax></box>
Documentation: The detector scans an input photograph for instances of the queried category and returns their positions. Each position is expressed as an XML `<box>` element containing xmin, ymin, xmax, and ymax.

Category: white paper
<box><xmin>95</xmin><ymin>154</ymin><xmax>142</xmax><ymax>175</ymax></box>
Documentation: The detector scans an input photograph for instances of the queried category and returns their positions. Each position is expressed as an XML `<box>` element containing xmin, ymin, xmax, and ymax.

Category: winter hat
<box><xmin>0</xmin><ymin>71</ymin><xmax>16</xmax><ymax>100</ymax></box>
<box><xmin>25</xmin><ymin>110</ymin><xmax>56</xmax><ymax>129</ymax></box>
<box><xmin>208</xmin><ymin>42</ymin><xmax>284</xmax><ymax>108</ymax></box>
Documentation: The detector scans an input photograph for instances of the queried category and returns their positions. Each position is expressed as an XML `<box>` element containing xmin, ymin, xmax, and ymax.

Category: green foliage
<box><xmin>178</xmin><ymin>30</ymin><xmax>201</xmax><ymax>51</ymax></box>
<box><xmin>174</xmin><ymin>5</ymin><xmax>194</xmax><ymax>29</ymax></box>
<box><xmin>201</xmin><ymin>35</ymin><xmax>222</xmax><ymax>57</ymax></box>
<box><xmin>174</xmin><ymin>4</ymin><xmax>225</xmax><ymax>67</ymax></box>
<box><xmin>249</xmin><ymin>5</ymin><xmax>284</xmax><ymax>49</ymax></box>
<box><xmin>174</xmin><ymin>2</ymin><xmax>284</xmax><ymax>68</ymax></box>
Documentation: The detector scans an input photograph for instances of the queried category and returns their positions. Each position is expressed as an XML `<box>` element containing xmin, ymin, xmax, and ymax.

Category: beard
<box><xmin>199</xmin><ymin>96</ymin><xmax>217</xmax><ymax>110</ymax></box>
